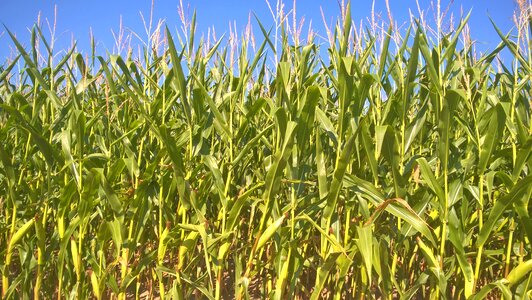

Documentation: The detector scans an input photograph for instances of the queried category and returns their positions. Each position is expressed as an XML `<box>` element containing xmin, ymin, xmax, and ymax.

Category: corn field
<box><xmin>1</xmin><ymin>2</ymin><xmax>531</xmax><ymax>299</ymax></box>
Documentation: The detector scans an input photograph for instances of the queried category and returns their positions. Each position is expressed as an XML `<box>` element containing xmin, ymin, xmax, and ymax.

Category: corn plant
<box><xmin>0</xmin><ymin>1</ymin><xmax>531</xmax><ymax>299</ymax></box>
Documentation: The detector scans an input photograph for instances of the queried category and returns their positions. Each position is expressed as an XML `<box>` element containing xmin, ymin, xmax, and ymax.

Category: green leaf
<box><xmin>477</xmin><ymin>175</ymin><xmax>532</xmax><ymax>247</ymax></box>
<box><xmin>417</xmin><ymin>158</ymin><xmax>445</xmax><ymax>209</ymax></box>
<box><xmin>256</xmin><ymin>215</ymin><xmax>285</xmax><ymax>250</ymax></box>
<box><xmin>360</xmin><ymin>119</ymin><xmax>379</xmax><ymax>183</ymax></box>
<box><xmin>322</xmin><ymin>132</ymin><xmax>357</xmax><ymax>225</ymax></box>
<box><xmin>260</xmin><ymin>121</ymin><xmax>297</xmax><ymax>228</ymax></box>
<box><xmin>356</xmin><ymin>225</ymin><xmax>373</xmax><ymax>284</ymax></box>
<box><xmin>344</xmin><ymin>175</ymin><xmax>436</xmax><ymax>246</ymax></box>
<box><xmin>381</xmin><ymin>126</ymin><xmax>403</xmax><ymax>195</ymax></box>
<box><xmin>478</xmin><ymin>104</ymin><xmax>506</xmax><ymax>175</ymax></box>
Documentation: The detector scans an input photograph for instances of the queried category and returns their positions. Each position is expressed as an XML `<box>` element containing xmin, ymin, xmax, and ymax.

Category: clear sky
<box><xmin>0</xmin><ymin>1</ymin><xmax>522</xmax><ymax>64</ymax></box>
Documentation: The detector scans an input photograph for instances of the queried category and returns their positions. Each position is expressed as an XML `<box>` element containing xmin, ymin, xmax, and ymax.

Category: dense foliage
<box><xmin>1</xmin><ymin>2</ymin><xmax>531</xmax><ymax>299</ymax></box>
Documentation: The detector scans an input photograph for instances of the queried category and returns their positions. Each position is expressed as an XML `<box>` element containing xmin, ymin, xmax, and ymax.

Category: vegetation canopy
<box><xmin>0</xmin><ymin>1</ymin><xmax>531</xmax><ymax>299</ymax></box>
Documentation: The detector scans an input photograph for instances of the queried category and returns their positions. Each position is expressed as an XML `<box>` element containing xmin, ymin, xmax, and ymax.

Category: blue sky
<box><xmin>0</xmin><ymin>1</ymin><xmax>521</xmax><ymax>64</ymax></box>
